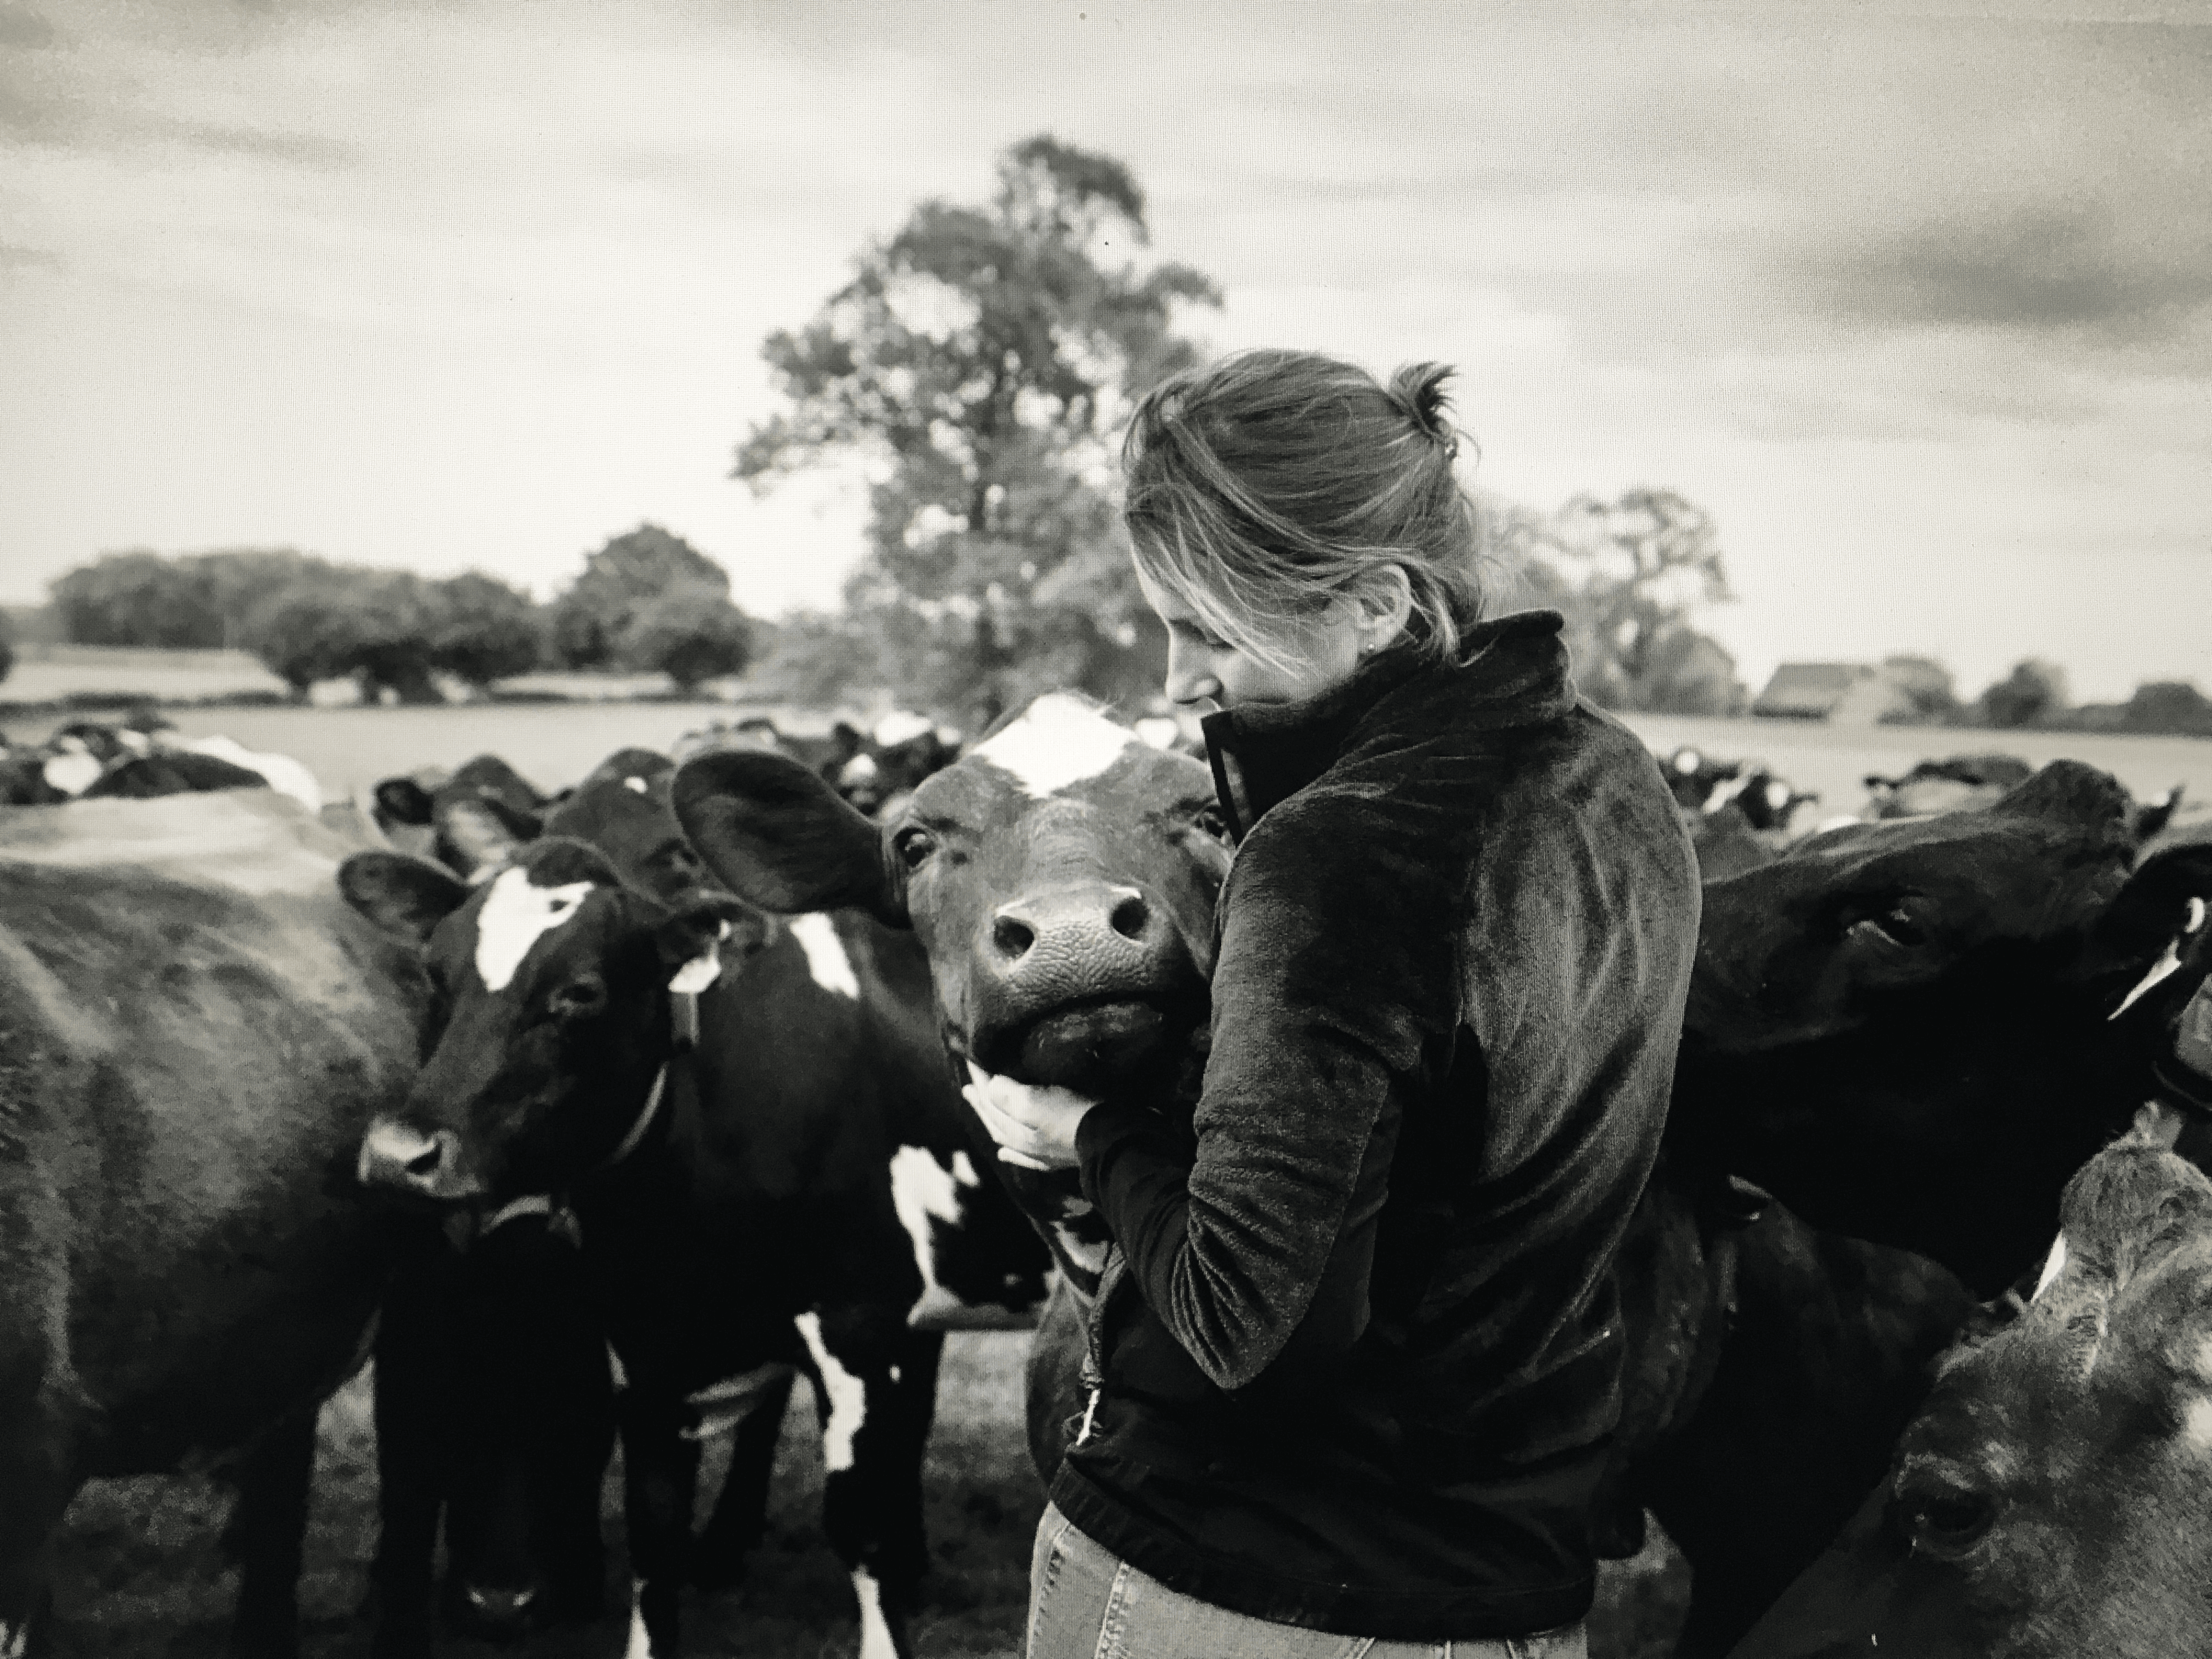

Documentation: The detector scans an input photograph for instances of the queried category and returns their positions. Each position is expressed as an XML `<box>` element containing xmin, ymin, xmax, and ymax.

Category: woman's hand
<box><xmin>963</xmin><ymin>1062</ymin><xmax>1098</xmax><ymax>1172</ymax></box>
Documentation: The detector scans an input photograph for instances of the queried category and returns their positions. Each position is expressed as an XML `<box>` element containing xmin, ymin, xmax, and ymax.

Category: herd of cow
<box><xmin>3</xmin><ymin>700</ymin><xmax>2211</xmax><ymax>1659</ymax></box>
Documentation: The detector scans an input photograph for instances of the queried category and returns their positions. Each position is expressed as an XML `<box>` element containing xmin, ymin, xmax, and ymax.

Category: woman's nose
<box><xmin>1164</xmin><ymin>638</ymin><xmax>1220</xmax><ymax>707</ymax></box>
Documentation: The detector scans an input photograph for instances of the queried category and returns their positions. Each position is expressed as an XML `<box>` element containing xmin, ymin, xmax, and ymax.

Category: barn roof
<box><xmin>1752</xmin><ymin>662</ymin><xmax>1876</xmax><ymax>719</ymax></box>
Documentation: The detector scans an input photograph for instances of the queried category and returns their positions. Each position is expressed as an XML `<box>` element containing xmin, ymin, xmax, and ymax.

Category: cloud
<box><xmin>151</xmin><ymin>117</ymin><xmax>359</xmax><ymax>170</ymax></box>
<box><xmin>0</xmin><ymin>3</ymin><xmax>53</xmax><ymax>48</ymax></box>
<box><xmin>1764</xmin><ymin>200</ymin><xmax>2212</xmax><ymax>339</ymax></box>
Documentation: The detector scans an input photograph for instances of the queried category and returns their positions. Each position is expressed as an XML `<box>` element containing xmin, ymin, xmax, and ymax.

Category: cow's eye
<box><xmin>1194</xmin><ymin>805</ymin><xmax>1232</xmax><ymax>843</ymax></box>
<box><xmin>1849</xmin><ymin>898</ymin><xmax>1928</xmax><ymax>949</ymax></box>
<box><xmin>893</xmin><ymin>827</ymin><xmax>936</xmax><ymax>869</ymax></box>
<box><xmin>1894</xmin><ymin>1483</ymin><xmax>1994</xmax><ymax>1560</ymax></box>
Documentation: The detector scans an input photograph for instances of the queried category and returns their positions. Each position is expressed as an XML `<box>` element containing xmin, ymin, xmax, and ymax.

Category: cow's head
<box><xmin>676</xmin><ymin>694</ymin><xmax>1227</xmax><ymax>1096</ymax></box>
<box><xmin>338</xmin><ymin>836</ymin><xmax>741</xmax><ymax>1202</ymax></box>
<box><xmin>1677</xmin><ymin>759</ymin><xmax>2212</xmax><ymax>1291</ymax></box>
<box><xmin>1736</xmin><ymin>1120</ymin><xmax>2212</xmax><ymax>1658</ymax></box>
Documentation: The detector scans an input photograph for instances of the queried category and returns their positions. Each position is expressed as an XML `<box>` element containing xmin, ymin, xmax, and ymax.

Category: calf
<box><xmin>338</xmin><ymin>778</ymin><xmax>1050</xmax><ymax>1659</ymax></box>
<box><xmin>671</xmin><ymin>695</ymin><xmax>1972</xmax><ymax>1658</ymax></box>
<box><xmin>1731</xmin><ymin>1107</ymin><xmax>2212</xmax><ymax>1659</ymax></box>
<box><xmin>0</xmin><ymin>791</ymin><xmax>425</xmax><ymax>1658</ymax></box>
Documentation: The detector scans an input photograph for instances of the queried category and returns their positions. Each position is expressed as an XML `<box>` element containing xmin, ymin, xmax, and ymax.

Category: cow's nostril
<box><xmin>402</xmin><ymin>1138</ymin><xmax>444</xmax><ymax>1177</ymax></box>
<box><xmin>1109</xmin><ymin>893</ymin><xmax>1150</xmax><ymax>940</ymax></box>
<box><xmin>993</xmin><ymin>915</ymin><xmax>1035</xmax><ymax>959</ymax></box>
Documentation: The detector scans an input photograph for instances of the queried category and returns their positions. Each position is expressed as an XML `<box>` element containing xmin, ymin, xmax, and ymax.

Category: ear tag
<box><xmin>668</xmin><ymin>941</ymin><xmax>722</xmax><ymax>995</ymax></box>
<box><xmin>2109</xmin><ymin>896</ymin><xmax>2209</xmax><ymax>1021</ymax></box>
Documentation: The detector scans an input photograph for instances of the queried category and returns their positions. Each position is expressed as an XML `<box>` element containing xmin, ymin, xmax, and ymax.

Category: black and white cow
<box><xmin>337</xmin><ymin>760</ymin><xmax>1051</xmax><ymax>1659</ymax></box>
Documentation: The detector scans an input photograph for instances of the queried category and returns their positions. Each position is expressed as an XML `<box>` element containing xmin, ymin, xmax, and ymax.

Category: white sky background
<box><xmin>2</xmin><ymin>0</ymin><xmax>2207</xmax><ymax>703</ymax></box>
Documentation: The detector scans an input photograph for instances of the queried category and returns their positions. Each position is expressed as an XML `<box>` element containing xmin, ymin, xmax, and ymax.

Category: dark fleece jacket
<box><xmin>1049</xmin><ymin>609</ymin><xmax>1700</xmax><ymax>1639</ymax></box>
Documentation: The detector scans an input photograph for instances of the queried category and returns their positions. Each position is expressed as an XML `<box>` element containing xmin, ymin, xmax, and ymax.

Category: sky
<box><xmin>2</xmin><ymin>0</ymin><xmax>2207</xmax><ymax>702</ymax></box>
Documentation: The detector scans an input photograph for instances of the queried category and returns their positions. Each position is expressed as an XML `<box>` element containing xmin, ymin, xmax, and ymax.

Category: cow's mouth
<box><xmin>994</xmin><ymin>994</ymin><xmax>1202</xmax><ymax>1093</ymax></box>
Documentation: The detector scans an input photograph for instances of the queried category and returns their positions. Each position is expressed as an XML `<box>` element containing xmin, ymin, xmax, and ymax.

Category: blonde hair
<box><xmin>1122</xmin><ymin>349</ymin><xmax>1486</xmax><ymax>673</ymax></box>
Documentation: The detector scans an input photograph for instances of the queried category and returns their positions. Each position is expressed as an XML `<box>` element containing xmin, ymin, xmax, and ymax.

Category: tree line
<box><xmin>37</xmin><ymin>527</ymin><xmax>755</xmax><ymax>703</ymax></box>
<box><xmin>14</xmin><ymin>132</ymin><xmax>2203</xmax><ymax>740</ymax></box>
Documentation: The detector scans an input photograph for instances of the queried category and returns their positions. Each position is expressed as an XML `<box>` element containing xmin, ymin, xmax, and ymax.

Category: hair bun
<box><xmin>1389</xmin><ymin>361</ymin><xmax>1458</xmax><ymax>457</ymax></box>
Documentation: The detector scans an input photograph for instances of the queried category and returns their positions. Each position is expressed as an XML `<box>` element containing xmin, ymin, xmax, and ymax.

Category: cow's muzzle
<box><xmin>358</xmin><ymin>1118</ymin><xmax>483</xmax><ymax>1200</ymax></box>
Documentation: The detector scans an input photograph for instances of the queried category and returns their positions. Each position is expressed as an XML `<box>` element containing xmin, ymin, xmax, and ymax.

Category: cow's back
<box><xmin>0</xmin><ymin>792</ymin><xmax>426</xmax><ymax>1475</ymax></box>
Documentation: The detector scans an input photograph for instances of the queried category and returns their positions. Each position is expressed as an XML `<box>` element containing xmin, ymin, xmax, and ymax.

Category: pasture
<box><xmin>25</xmin><ymin>696</ymin><xmax>2209</xmax><ymax>1658</ymax></box>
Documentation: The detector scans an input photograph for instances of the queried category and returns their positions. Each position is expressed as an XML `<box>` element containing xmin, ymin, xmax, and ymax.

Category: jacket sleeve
<box><xmin>1076</xmin><ymin>786</ymin><xmax>1464</xmax><ymax>1392</ymax></box>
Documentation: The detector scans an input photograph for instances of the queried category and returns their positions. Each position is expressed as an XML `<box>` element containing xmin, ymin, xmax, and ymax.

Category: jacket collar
<box><xmin>1199</xmin><ymin>609</ymin><xmax>1575</xmax><ymax>839</ymax></box>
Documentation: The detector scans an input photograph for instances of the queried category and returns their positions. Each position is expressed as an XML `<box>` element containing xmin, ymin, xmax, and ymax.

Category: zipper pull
<box><xmin>1074</xmin><ymin>1386</ymin><xmax>1102</xmax><ymax>1447</ymax></box>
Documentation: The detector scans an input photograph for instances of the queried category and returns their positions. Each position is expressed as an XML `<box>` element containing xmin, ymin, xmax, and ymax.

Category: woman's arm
<box><xmin>1077</xmin><ymin>791</ymin><xmax>1462</xmax><ymax>1393</ymax></box>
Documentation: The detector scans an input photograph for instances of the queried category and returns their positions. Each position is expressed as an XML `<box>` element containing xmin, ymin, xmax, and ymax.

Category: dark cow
<box><xmin>338</xmin><ymin>760</ymin><xmax>1051</xmax><ymax>1659</ymax></box>
<box><xmin>1860</xmin><ymin>751</ymin><xmax>2184</xmax><ymax>846</ymax></box>
<box><xmin>368</xmin><ymin>1208</ymin><xmax>616</xmax><ymax>1654</ymax></box>
<box><xmin>1674</xmin><ymin>759</ymin><xmax>2212</xmax><ymax>1295</ymax></box>
<box><xmin>1861</xmin><ymin>751</ymin><xmax>2034</xmax><ymax>818</ymax></box>
<box><xmin>0</xmin><ymin>791</ymin><xmax>425</xmax><ymax>1658</ymax></box>
<box><xmin>1730</xmin><ymin>1104</ymin><xmax>2212</xmax><ymax>1659</ymax></box>
<box><xmin>670</xmin><ymin>695</ymin><xmax>1975</xmax><ymax>1657</ymax></box>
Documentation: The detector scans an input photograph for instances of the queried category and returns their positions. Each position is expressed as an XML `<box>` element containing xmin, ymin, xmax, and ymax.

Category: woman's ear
<box><xmin>1351</xmin><ymin>565</ymin><xmax>1415</xmax><ymax>654</ymax></box>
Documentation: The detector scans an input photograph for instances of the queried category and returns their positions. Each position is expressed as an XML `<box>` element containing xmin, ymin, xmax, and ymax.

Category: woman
<box><xmin>967</xmin><ymin>349</ymin><xmax>1701</xmax><ymax>1658</ymax></box>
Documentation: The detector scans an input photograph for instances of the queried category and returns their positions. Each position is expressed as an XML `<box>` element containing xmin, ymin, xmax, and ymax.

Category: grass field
<box><xmin>51</xmin><ymin>1346</ymin><xmax>1689</xmax><ymax>1659</ymax></box>
<box><xmin>27</xmin><ymin>692</ymin><xmax>2207</xmax><ymax>1658</ymax></box>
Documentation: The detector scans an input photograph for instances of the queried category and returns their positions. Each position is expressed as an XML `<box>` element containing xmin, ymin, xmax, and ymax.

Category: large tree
<box><xmin>1502</xmin><ymin>488</ymin><xmax>1740</xmax><ymax>713</ymax></box>
<box><xmin>734</xmin><ymin>134</ymin><xmax>1221</xmax><ymax>724</ymax></box>
<box><xmin>550</xmin><ymin>524</ymin><xmax>734</xmax><ymax>671</ymax></box>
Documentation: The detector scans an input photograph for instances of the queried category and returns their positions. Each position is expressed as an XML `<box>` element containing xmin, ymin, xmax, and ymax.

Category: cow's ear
<box><xmin>373</xmin><ymin>776</ymin><xmax>435</xmax><ymax>827</ymax></box>
<box><xmin>2080</xmin><ymin>840</ymin><xmax>2212</xmax><ymax>988</ymax></box>
<box><xmin>339</xmin><ymin>850</ymin><xmax>470</xmax><ymax>945</ymax></box>
<box><xmin>672</xmin><ymin>751</ymin><xmax>906</xmax><ymax>925</ymax></box>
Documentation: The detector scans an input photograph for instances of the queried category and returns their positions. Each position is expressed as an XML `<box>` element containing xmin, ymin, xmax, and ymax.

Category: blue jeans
<box><xmin>1027</xmin><ymin>1502</ymin><xmax>1590</xmax><ymax>1659</ymax></box>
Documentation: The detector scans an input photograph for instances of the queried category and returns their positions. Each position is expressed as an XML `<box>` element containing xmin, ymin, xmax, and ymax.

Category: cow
<box><xmin>335</xmin><ymin>758</ymin><xmax>1053</xmax><ymax>1659</ymax></box>
<box><xmin>1861</xmin><ymin>751</ymin><xmax>2033</xmax><ymax>818</ymax></box>
<box><xmin>368</xmin><ymin>1205</ymin><xmax>616</xmax><ymax>1654</ymax></box>
<box><xmin>0</xmin><ymin>790</ymin><xmax>426</xmax><ymax>1659</ymax></box>
<box><xmin>1859</xmin><ymin>751</ymin><xmax>2184</xmax><ymax>844</ymax></box>
<box><xmin>668</xmin><ymin>694</ymin><xmax>1978</xmax><ymax>1658</ymax></box>
<box><xmin>1727</xmin><ymin>1103</ymin><xmax>2212</xmax><ymax>1659</ymax></box>
<box><xmin>1663</xmin><ymin>747</ymin><xmax>1820</xmax><ymax>836</ymax></box>
<box><xmin>1673</xmin><ymin>759</ymin><xmax>2212</xmax><ymax>1296</ymax></box>
<box><xmin>370</xmin><ymin>755</ymin><xmax>553</xmax><ymax>880</ymax></box>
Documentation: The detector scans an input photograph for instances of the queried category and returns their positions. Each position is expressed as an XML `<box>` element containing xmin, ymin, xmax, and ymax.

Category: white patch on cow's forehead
<box><xmin>475</xmin><ymin>866</ymin><xmax>596</xmax><ymax>992</ymax></box>
<box><xmin>788</xmin><ymin>912</ymin><xmax>859</xmax><ymax>999</ymax></box>
<box><xmin>968</xmin><ymin>695</ymin><xmax>1134</xmax><ymax>798</ymax></box>
<box><xmin>0</xmin><ymin>1622</ymin><xmax>26</xmax><ymax>1659</ymax></box>
<box><xmin>796</xmin><ymin>1311</ymin><xmax>868</xmax><ymax>1472</ymax></box>
<box><xmin>874</xmin><ymin>709</ymin><xmax>933</xmax><ymax>746</ymax></box>
<box><xmin>2032</xmin><ymin>1232</ymin><xmax>2069</xmax><ymax>1302</ymax></box>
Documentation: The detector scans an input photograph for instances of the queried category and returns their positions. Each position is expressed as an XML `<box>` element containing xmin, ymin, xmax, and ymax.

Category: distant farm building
<box><xmin>1752</xmin><ymin>661</ymin><xmax>1916</xmax><ymax>724</ymax></box>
